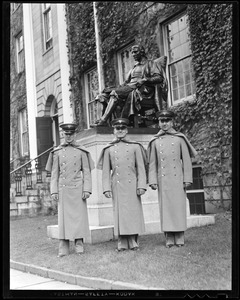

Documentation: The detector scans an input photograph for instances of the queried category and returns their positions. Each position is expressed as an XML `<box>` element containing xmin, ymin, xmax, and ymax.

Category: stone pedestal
<box><xmin>47</xmin><ymin>127</ymin><xmax>215</xmax><ymax>243</ymax></box>
<box><xmin>76</xmin><ymin>127</ymin><xmax>160</xmax><ymax>229</ymax></box>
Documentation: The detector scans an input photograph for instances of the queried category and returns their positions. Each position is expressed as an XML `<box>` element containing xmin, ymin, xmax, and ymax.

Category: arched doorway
<box><xmin>35</xmin><ymin>95</ymin><xmax>59</xmax><ymax>168</ymax></box>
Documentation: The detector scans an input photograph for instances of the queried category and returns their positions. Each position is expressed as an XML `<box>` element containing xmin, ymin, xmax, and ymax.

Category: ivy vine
<box><xmin>66</xmin><ymin>2</ymin><xmax>233</xmax><ymax>202</ymax></box>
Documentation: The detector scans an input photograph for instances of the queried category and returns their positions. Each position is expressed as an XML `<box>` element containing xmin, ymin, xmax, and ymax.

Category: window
<box><xmin>16</xmin><ymin>32</ymin><xmax>24</xmax><ymax>73</ymax></box>
<box><xmin>19</xmin><ymin>109</ymin><xmax>29</xmax><ymax>156</ymax></box>
<box><xmin>84</xmin><ymin>68</ymin><xmax>102</xmax><ymax>127</ymax></box>
<box><xmin>117</xmin><ymin>43</ymin><xmax>135</xmax><ymax>84</ymax></box>
<box><xmin>163</xmin><ymin>13</ymin><xmax>195</xmax><ymax>105</ymax></box>
<box><xmin>186</xmin><ymin>166</ymin><xmax>205</xmax><ymax>214</ymax></box>
<box><xmin>42</xmin><ymin>3</ymin><xmax>53</xmax><ymax>51</ymax></box>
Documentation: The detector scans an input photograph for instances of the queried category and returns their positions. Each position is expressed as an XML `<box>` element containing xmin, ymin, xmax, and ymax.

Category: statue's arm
<box><xmin>143</xmin><ymin>60</ymin><xmax>164</xmax><ymax>85</ymax></box>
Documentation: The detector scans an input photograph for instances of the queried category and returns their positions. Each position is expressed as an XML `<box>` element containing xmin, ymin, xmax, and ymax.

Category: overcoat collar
<box><xmin>45</xmin><ymin>142</ymin><xmax>95</xmax><ymax>172</ymax></box>
<box><xmin>148</xmin><ymin>128</ymin><xmax>198</xmax><ymax>158</ymax></box>
<box><xmin>97</xmin><ymin>137</ymin><xmax>148</xmax><ymax>173</ymax></box>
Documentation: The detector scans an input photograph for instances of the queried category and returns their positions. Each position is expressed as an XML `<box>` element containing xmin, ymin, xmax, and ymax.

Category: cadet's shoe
<box><xmin>58</xmin><ymin>239</ymin><xmax>70</xmax><ymax>257</ymax></box>
<box><xmin>57</xmin><ymin>253</ymin><xmax>69</xmax><ymax>258</ymax></box>
<box><xmin>75</xmin><ymin>239</ymin><xmax>84</xmax><ymax>254</ymax></box>
<box><xmin>115</xmin><ymin>248</ymin><xmax>126</xmax><ymax>252</ymax></box>
<box><xmin>176</xmin><ymin>244</ymin><xmax>184</xmax><ymax>247</ymax></box>
<box><xmin>166</xmin><ymin>244</ymin><xmax>174</xmax><ymax>248</ymax></box>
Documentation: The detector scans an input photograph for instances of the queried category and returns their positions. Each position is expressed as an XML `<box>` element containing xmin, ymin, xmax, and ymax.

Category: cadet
<box><xmin>97</xmin><ymin>118</ymin><xmax>147</xmax><ymax>251</ymax></box>
<box><xmin>147</xmin><ymin>110</ymin><xmax>197</xmax><ymax>248</ymax></box>
<box><xmin>46</xmin><ymin>123</ymin><xmax>94</xmax><ymax>257</ymax></box>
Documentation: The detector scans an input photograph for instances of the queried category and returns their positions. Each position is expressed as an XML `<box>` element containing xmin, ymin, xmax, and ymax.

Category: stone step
<box><xmin>47</xmin><ymin>214</ymin><xmax>215</xmax><ymax>244</ymax></box>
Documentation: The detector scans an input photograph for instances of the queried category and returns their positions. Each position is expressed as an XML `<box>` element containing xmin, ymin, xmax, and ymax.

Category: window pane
<box><xmin>21</xmin><ymin>110</ymin><xmax>27</xmax><ymax>132</ymax></box>
<box><xmin>182</xmin><ymin>42</ymin><xmax>191</xmax><ymax>56</ymax></box>
<box><xmin>85</xmin><ymin>68</ymin><xmax>101</xmax><ymax>125</ymax></box>
<box><xmin>177</xmin><ymin>61</ymin><xmax>183</xmax><ymax>74</ymax></box>
<box><xmin>184</xmin><ymin>71</ymin><xmax>190</xmax><ymax>85</ymax></box>
<box><xmin>179</xmin><ymin>86</ymin><xmax>185</xmax><ymax>99</ymax></box>
<box><xmin>183</xmin><ymin>57</ymin><xmax>190</xmax><ymax>71</ymax></box>
<box><xmin>169</xmin><ymin>46</ymin><xmax>181</xmax><ymax>62</ymax></box>
<box><xmin>22</xmin><ymin>132</ymin><xmax>29</xmax><ymax>154</ymax></box>
<box><xmin>179</xmin><ymin>28</ymin><xmax>188</xmax><ymax>44</ymax></box>
<box><xmin>179</xmin><ymin>16</ymin><xmax>186</xmax><ymax>30</ymax></box>
<box><xmin>119</xmin><ymin>46</ymin><xmax>135</xmax><ymax>82</ymax></box>
<box><xmin>178</xmin><ymin>73</ymin><xmax>184</xmax><ymax>87</ymax></box>
<box><xmin>169</xmin><ymin>33</ymin><xmax>180</xmax><ymax>49</ymax></box>
<box><xmin>172</xmin><ymin>76</ymin><xmax>178</xmax><ymax>89</ymax></box>
<box><xmin>185</xmin><ymin>84</ymin><xmax>192</xmax><ymax>97</ymax></box>
<box><xmin>172</xmin><ymin>89</ymin><xmax>179</xmax><ymax>101</ymax></box>
<box><xmin>87</xmin><ymin>69</ymin><xmax>99</xmax><ymax>102</ymax></box>
<box><xmin>170</xmin><ymin>64</ymin><xmax>177</xmax><ymax>77</ymax></box>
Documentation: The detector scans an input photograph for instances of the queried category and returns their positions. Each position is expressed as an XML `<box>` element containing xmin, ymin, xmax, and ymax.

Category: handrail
<box><xmin>10</xmin><ymin>147</ymin><xmax>53</xmax><ymax>175</ymax></box>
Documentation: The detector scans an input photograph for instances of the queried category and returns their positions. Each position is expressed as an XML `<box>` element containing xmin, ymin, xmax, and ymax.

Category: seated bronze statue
<box><xmin>91</xmin><ymin>45</ymin><xmax>168</xmax><ymax>128</ymax></box>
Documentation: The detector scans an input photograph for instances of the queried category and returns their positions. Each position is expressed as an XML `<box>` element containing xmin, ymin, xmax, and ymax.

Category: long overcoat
<box><xmin>97</xmin><ymin>138</ymin><xmax>147</xmax><ymax>236</ymax></box>
<box><xmin>45</xmin><ymin>142</ymin><xmax>94</xmax><ymax>241</ymax></box>
<box><xmin>147</xmin><ymin>129</ymin><xmax>197</xmax><ymax>232</ymax></box>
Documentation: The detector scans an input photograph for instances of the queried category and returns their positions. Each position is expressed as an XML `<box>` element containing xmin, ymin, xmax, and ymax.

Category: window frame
<box><xmin>15</xmin><ymin>31</ymin><xmax>24</xmax><ymax>73</ymax></box>
<box><xmin>19</xmin><ymin>108</ymin><xmax>29</xmax><ymax>156</ymax></box>
<box><xmin>42</xmin><ymin>3</ymin><xmax>53</xmax><ymax>52</ymax></box>
<box><xmin>186</xmin><ymin>165</ymin><xmax>205</xmax><ymax>214</ymax></box>
<box><xmin>84</xmin><ymin>67</ymin><xmax>101</xmax><ymax>128</ymax></box>
<box><xmin>162</xmin><ymin>12</ymin><xmax>196</xmax><ymax>106</ymax></box>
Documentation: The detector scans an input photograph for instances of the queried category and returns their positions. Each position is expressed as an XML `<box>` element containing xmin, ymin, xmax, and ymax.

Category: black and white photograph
<box><xmin>3</xmin><ymin>1</ymin><xmax>238</xmax><ymax>298</ymax></box>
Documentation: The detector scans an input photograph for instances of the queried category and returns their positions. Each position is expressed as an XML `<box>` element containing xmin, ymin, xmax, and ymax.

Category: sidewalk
<box><xmin>10</xmin><ymin>268</ymin><xmax>93</xmax><ymax>290</ymax></box>
<box><xmin>10</xmin><ymin>260</ymin><xmax>163</xmax><ymax>290</ymax></box>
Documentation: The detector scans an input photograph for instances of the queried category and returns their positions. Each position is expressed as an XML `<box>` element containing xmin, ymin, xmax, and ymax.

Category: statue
<box><xmin>90</xmin><ymin>45</ymin><xmax>168</xmax><ymax>128</ymax></box>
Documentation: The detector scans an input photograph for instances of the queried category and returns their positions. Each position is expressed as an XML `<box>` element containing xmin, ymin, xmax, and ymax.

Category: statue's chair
<box><xmin>129</xmin><ymin>56</ymin><xmax>168</xmax><ymax>128</ymax></box>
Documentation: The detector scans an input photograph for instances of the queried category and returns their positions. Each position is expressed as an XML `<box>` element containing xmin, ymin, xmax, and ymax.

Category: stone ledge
<box><xmin>47</xmin><ymin>225</ymin><xmax>114</xmax><ymax>244</ymax></box>
<box><xmin>187</xmin><ymin>214</ymin><xmax>215</xmax><ymax>228</ymax></box>
<box><xmin>47</xmin><ymin>214</ymin><xmax>215</xmax><ymax>243</ymax></box>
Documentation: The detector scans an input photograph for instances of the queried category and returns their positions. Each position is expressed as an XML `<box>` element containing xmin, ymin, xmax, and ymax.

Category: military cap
<box><xmin>111</xmin><ymin>118</ymin><xmax>129</xmax><ymax>128</ymax></box>
<box><xmin>60</xmin><ymin>123</ymin><xmax>77</xmax><ymax>133</ymax></box>
<box><xmin>156</xmin><ymin>110</ymin><xmax>175</xmax><ymax>120</ymax></box>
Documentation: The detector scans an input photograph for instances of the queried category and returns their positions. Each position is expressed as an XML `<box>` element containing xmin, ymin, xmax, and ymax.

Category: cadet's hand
<box><xmin>82</xmin><ymin>192</ymin><xmax>91</xmax><ymax>200</ymax></box>
<box><xmin>137</xmin><ymin>188</ymin><xmax>146</xmax><ymax>196</ymax></box>
<box><xmin>104</xmin><ymin>191</ymin><xmax>112</xmax><ymax>198</ymax></box>
<box><xmin>150</xmin><ymin>184</ymin><xmax>158</xmax><ymax>190</ymax></box>
<box><xmin>51</xmin><ymin>193</ymin><xmax>59</xmax><ymax>201</ymax></box>
<box><xmin>184</xmin><ymin>182</ymin><xmax>192</xmax><ymax>189</ymax></box>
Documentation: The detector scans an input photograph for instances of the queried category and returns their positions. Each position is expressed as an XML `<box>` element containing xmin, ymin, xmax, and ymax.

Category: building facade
<box><xmin>10</xmin><ymin>3</ymin><xmax>73</xmax><ymax>170</ymax></box>
<box><xmin>10</xmin><ymin>2</ymin><xmax>232</xmax><ymax>216</ymax></box>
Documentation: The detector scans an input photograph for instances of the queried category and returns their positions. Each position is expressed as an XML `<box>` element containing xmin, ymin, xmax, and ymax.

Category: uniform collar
<box><xmin>61</xmin><ymin>141</ymin><xmax>78</xmax><ymax>147</ymax></box>
<box><xmin>110</xmin><ymin>137</ymin><xmax>130</xmax><ymax>144</ymax></box>
<box><xmin>157</xmin><ymin>128</ymin><xmax>177</xmax><ymax>136</ymax></box>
